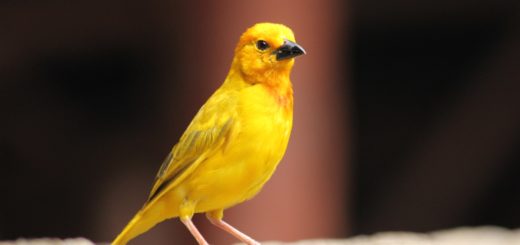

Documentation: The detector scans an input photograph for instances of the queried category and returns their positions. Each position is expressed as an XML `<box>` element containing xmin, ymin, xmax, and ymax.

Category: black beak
<box><xmin>275</xmin><ymin>39</ymin><xmax>306</xmax><ymax>61</ymax></box>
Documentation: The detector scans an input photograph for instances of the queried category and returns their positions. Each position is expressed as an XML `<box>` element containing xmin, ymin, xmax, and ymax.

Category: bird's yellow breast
<box><xmin>179</xmin><ymin>83</ymin><xmax>293</xmax><ymax>213</ymax></box>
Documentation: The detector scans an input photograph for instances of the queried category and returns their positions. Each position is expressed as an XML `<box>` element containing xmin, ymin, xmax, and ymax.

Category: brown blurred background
<box><xmin>1</xmin><ymin>0</ymin><xmax>519</xmax><ymax>244</ymax></box>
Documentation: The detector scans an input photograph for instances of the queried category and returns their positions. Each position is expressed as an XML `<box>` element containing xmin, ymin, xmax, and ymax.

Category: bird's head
<box><xmin>232</xmin><ymin>23</ymin><xmax>306</xmax><ymax>85</ymax></box>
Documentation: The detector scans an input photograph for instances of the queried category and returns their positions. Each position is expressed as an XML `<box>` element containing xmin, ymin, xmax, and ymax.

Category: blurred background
<box><xmin>1</xmin><ymin>0</ymin><xmax>519</xmax><ymax>244</ymax></box>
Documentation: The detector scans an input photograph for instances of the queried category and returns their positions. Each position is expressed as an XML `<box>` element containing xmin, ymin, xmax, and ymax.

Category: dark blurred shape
<box><xmin>351</xmin><ymin>0</ymin><xmax>520</xmax><ymax>234</ymax></box>
<box><xmin>39</xmin><ymin>47</ymin><xmax>151</xmax><ymax>123</ymax></box>
<box><xmin>1</xmin><ymin>1</ymin><xmax>184</xmax><ymax>241</ymax></box>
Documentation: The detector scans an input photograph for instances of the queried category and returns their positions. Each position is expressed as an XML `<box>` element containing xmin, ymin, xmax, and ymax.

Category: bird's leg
<box><xmin>180</xmin><ymin>217</ymin><xmax>209</xmax><ymax>245</ymax></box>
<box><xmin>206</xmin><ymin>210</ymin><xmax>260</xmax><ymax>245</ymax></box>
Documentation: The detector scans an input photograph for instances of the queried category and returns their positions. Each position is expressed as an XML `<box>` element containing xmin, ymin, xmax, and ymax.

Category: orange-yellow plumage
<box><xmin>112</xmin><ymin>22</ymin><xmax>305</xmax><ymax>245</ymax></box>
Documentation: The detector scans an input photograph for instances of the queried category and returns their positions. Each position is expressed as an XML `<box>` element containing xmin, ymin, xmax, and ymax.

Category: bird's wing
<box><xmin>147</xmin><ymin>90</ymin><xmax>238</xmax><ymax>202</ymax></box>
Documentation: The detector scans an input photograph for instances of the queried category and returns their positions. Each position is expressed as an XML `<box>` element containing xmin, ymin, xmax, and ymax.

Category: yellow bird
<box><xmin>112</xmin><ymin>22</ymin><xmax>305</xmax><ymax>245</ymax></box>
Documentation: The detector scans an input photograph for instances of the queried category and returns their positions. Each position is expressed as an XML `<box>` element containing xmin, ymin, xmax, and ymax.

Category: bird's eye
<box><xmin>256</xmin><ymin>40</ymin><xmax>269</xmax><ymax>51</ymax></box>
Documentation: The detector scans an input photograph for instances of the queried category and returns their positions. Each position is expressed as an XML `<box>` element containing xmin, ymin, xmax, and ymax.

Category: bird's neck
<box><xmin>223</xmin><ymin>63</ymin><xmax>294</xmax><ymax>111</ymax></box>
<box><xmin>226</xmin><ymin>60</ymin><xmax>292</xmax><ymax>87</ymax></box>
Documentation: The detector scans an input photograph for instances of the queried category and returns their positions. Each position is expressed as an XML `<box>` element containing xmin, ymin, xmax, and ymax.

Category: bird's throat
<box><xmin>262</xmin><ymin>79</ymin><xmax>293</xmax><ymax>113</ymax></box>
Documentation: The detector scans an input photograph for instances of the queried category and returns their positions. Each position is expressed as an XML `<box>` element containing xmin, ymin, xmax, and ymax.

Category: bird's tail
<box><xmin>112</xmin><ymin>202</ymin><xmax>170</xmax><ymax>245</ymax></box>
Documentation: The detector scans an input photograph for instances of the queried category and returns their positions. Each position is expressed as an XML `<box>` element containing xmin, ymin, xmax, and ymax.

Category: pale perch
<box><xmin>1</xmin><ymin>226</ymin><xmax>519</xmax><ymax>245</ymax></box>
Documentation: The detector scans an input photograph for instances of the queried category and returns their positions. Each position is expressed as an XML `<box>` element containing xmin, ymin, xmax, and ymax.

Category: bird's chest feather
<box><xmin>238</xmin><ymin>84</ymin><xmax>293</xmax><ymax>154</ymax></box>
<box><xmin>229</xmin><ymin>84</ymin><xmax>293</xmax><ymax>187</ymax></box>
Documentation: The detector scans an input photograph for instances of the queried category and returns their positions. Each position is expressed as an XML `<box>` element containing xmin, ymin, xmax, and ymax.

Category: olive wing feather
<box><xmin>147</xmin><ymin>91</ymin><xmax>237</xmax><ymax>202</ymax></box>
